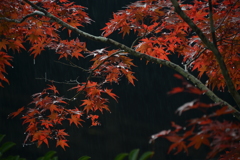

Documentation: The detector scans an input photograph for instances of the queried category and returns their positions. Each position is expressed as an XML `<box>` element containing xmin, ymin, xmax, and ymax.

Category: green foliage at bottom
<box><xmin>0</xmin><ymin>134</ymin><xmax>153</xmax><ymax>160</ymax></box>
<box><xmin>36</xmin><ymin>151</ymin><xmax>58</xmax><ymax>160</ymax></box>
<box><xmin>0</xmin><ymin>134</ymin><xmax>25</xmax><ymax>160</ymax></box>
<box><xmin>114</xmin><ymin>149</ymin><xmax>154</xmax><ymax>160</ymax></box>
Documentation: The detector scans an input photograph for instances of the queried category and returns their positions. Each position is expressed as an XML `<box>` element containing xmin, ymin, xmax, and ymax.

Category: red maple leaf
<box><xmin>8</xmin><ymin>107</ymin><xmax>25</xmax><ymax>118</ymax></box>
<box><xmin>56</xmin><ymin>139</ymin><xmax>69</xmax><ymax>150</ymax></box>
<box><xmin>46</xmin><ymin>84</ymin><xmax>59</xmax><ymax>95</ymax></box>
<box><xmin>104</xmin><ymin>89</ymin><xmax>118</xmax><ymax>101</ymax></box>
<box><xmin>68</xmin><ymin>115</ymin><xmax>83</xmax><ymax>127</ymax></box>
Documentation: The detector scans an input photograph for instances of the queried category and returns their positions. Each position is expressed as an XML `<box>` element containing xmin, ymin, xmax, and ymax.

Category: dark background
<box><xmin>0</xmin><ymin>0</ymin><xmax>236</xmax><ymax>159</ymax></box>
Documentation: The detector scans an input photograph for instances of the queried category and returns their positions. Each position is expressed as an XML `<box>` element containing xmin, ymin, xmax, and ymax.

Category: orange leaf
<box><xmin>68</xmin><ymin>115</ymin><xmax>83</xmax><ymax>127</ymax></box>
<box><xmin>121</xmin><ymin>69</ymin><xmax>137</xmax><ymax>85</ymax></box>
<box><xmin>104</xmin><ymin>89</ymin><xmax>118</xmax><ymax>101</ymax></box>
<box><xmin>32</xmin><ymin>130</ymin><xmax>50</xmax><ymax>147</ymax></box>
<box><xmin>166</xmin><ymin>135</ymin><xmax>188</xmax><ymax>155</ymax></box>
<box><xmin>8</xmin><ymin>107</ymin><xmax>25</xmax><ymax>118</ymax></box>
<box><xmin>56</xmin><ymin>139</ymin><xmax>69</xmax><ymax>150</ymax></box>
<box><xmin>49</xmin><ymin>104</ymin><xmax>59</xmax><ymax>113</ymax></box>
<box><xmin>57</xmin><ymin>129</ymin><xmax>69</xmax><ymax>138</ymax></box>
<box><xmin>46</xmin><ymin>84</ymin><xmax>59</xmax><ymax>95</ymax></box>
<box><xmin>41</xmin><ymin>120</ymin><xmax>53</xmax><ymax>129</ymax></box>
<box><xmin>167</xmin><ymin>87</ymin><xmax>184</xmax><ymax>94</ymax></box>
<box><xmin>187</xmin><ymin>134</ymin><xmax>210</xmax><ymax>149</ymax></box>
<box><xmin>214</xmin><ymin>106</ymin><xmax>234</xmax><ymax>116</ymax></box>
<box><xmin>81</xmin><ymin>99</ymin><xmax>93</xmax><ymax>114</ymax></box>
<box><xmin>87</xmin><ymin>114</ymin><xmax>100</xmax><ymax>126</ymax></box>
<box><xmin>48</xmin><ymin>112</ymin><xmax>58</xmax><ymax>120</ymax></box>
<box><xmin>149</xmin><ymin>130</ymin><xmax>171</xmax><ymax>143</ymax></box>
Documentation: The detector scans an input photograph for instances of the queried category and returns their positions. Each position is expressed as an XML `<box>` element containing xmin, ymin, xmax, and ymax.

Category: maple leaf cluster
<box><xmin>1</xmin><ymin>0</ymin><xmax>137</xmax><ymax>149</ymax></box>
<box><xmin>1</xmin><ymin>0</ymin><xmax>240</xmax><ymax>158</ymax></box>
<box><xmin>9</xmin><ymin>85</ymin><xmax>80</xmax><ymax>150</ymax></box>
<box><xmin>102</xmin><ymin>0</ymin><xmax>240</xmax><ymax>91</ymax></box>
<box><xmin>7</xmin><ymin>48</ymin><xmax>136</xmax><ymax>149</ymax></box>
<box><xmin>150</xmin><ymin>74</ymin><xmax>240</xmax><ymax>159</ymax></box>
<box><xmin>0</xmin><ymin>52</ymin><xmax>12</xmax><ymax>87</ymax></box>
<box><xmin>0</xmin><ymin>0</ymin><xmax>90</xmax><ymax>79</ymax></box>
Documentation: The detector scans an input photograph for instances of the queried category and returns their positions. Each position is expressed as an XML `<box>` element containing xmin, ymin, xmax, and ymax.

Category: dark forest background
<box><xmin>0</xmin><ymin>0</ymin><xmax>235</xmax><ymax>159</ymax></box>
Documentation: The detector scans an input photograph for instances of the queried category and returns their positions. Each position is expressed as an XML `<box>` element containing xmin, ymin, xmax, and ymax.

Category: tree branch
<box><xmin>36</xmin><ymin>77</ymin><xmax>79</xmax><ymax>85</ymax></box>
<box><xmin>23</xmin><ymin>0</ymin><xmax>240</xmax><ymax>119</ymax></box>
<box><xmin>208</xmin><ymin>0</ymin><xmax>217</xmax><ymax>47</ymax></box>
<box><xmin>0</xmin><ymin>11</ymin><xmax>45</xmax><ymax>23</ymax></box>
<box><xmin>54</xmin><ymin>60</ymin><xmax>89</xmax><ymax>72</ymax></box>
<box><xmin>186</xmin><ymin>48</ymin><xmax>207</xmax><ymax>67</ymax></box>
<box><xmin>170</xmin><ymin>0</ymin><xmax>240</xmax><ymax>109</ymax></box>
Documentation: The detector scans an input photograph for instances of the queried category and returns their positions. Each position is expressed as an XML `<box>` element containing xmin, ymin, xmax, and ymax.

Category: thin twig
<box><xmin>92</xmin><ymin>50</ymin><xmax>124</xmax><ymax>71</ymax></box>
<box><xmin>186</xmin><ymin>48</ymin><xmax>207</xmax><ymax>67</ymax></box>
<box><xmin>54</xmin><ymin>60</ymin><xmax>89</xmax><ymax>72</ymax></box>
<box><xmin>36</xmin><ymin>77</ymin><xmax>79</xmax><ymax>85</ymax></box>
<box><xmin>131</xmin><ymin>35</ymin><xmax>146</xmax><ymax>49</ymax></box>
<box><xmin>131</xmin><ymin>23</ymin><xmax>162</xmax><ymax>49</ymax></box>
<box><xmin>66</xmin><ymin>58</ymin><xmax>90</xmax><ymax>72</ymax></box>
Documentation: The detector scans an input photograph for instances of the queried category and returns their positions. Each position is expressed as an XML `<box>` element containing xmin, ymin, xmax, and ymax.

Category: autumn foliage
<box><xmin>150</xmin><ymin>74</ymin><xmax>239</xmax><ymax>159</ymax></box>
<box><xmin>1</xmin><ymin>0</ymin><xmax>240</xmax><ymax>159</ymax></box>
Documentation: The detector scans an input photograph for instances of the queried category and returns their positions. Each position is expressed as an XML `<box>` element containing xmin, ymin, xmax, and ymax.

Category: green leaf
<box><xmin>44</xmin><ymin>151</ymin><xmax>57</xmax><ymax>159</ymax></box>
<box><xmin>37</xmin><ymin>151</ymin><xmax>58</xmax><ymax>160</ymax></box>
<box><xmin>78</xmin><ymin>156</ymin><xmax>91</xmax><ymax>160</ymax></box>
<box><xmin>139</xmin><ymin>151</ymin><xmax>154</xmax><ymax>160</ymax></box>
<box><xmin>114</xmin><ymin>153</ymin><xmax>128</xmax><ymax>160</ymax></box>
<box><xmin>0</xmin><ymin>142</ymin><xmax>16</xmax><ymax>154</ymax></box>
<box><xmin>36</xmin><ymin>151</ymin><xmax>57</xmax><ymax>160</ymax></box>
<box><xmin>128</xmin><ymin>149</ymin><xmax>139</xmax><ymax>160</ymax></box>
<box><xmin>0</xmin><ymin>135</ymin><xmax>5</xmax><ymax>143</ymax></box>
<box><xmin>2</xmin><ymin>155</ymin><xmax>26</xmax><ymax>160</ymax></box>
<box><xmin>8</xmin><ymin>155</ymin><xmax>20</xmax><ymax>160</ymax></box>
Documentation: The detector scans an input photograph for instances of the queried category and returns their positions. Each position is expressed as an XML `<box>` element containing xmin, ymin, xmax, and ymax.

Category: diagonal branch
<box><xmin>170</xmin><ymin>0</ymin><xmax>240</xmax><ymax>109</ymax></box>
<box><xmin>23</xmin><ymin>0</ymin><xmax>240</xmax><ymax>119</ymax></box>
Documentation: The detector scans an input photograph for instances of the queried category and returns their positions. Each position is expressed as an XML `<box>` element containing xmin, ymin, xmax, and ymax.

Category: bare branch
<box><xmin>54</xmin><ymin>60</ymin><xmax>89</xmax><ymax>72</ymax></box>
<box><xmin>67</xmin><ymin>59</ymin><xmax>90</xmax><ymax>72</ymax></box>
<box><xmin>36</xmin><ymin>77</ymin><xmax>79</xmax><ymax>85</ymax></box>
